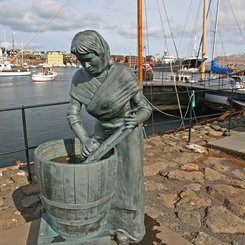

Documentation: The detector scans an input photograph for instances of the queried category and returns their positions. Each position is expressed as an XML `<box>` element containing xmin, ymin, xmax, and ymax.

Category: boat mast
<box><xmin>201</xmin><ymin>0</ymin><xmax>207</xmax><ymax>80</ymax></box>
<box><xmin>3</xmin><ymin>28</ymin><xmax>7</xmax><ymax>64</ymax></box>
<box><xmin>211</xmin><ymin>0</ymin><xmax>220</xmax><ymax>61</ymax></box>
<box><xmin>138</xmin><ymin>0</ymin><xmax>143</xmax><ymax>83</ymax></box>
<box><xmin>11</xmin><ymin>32</ymin><xmax>15</xmax><ymax>64</ymax></box>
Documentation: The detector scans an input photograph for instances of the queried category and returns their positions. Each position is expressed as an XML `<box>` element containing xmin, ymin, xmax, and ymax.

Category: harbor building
<box><xmin>47</xmin><ymin>51</ymin><xmax>64</xmax><ymax>66</ymax></box>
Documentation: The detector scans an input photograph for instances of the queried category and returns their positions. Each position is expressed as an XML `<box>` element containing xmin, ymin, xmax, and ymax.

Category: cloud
<box><xmin>0</xmin><ymin>0</ymin><xmax>103</xmax><ymax>33</ymax></box>
<box><xmin>118</xmin><ymin>24</ymin><xmax>137</xmax><ymax>39</ymax></box>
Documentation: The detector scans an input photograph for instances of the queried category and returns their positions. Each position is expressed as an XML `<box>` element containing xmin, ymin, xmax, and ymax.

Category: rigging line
<box><xmin>227</xmin><ymin>0</ymin><xmax>245</xmax><ymax>44</ymax></box>
<box><xmin>143</xmin><ymin>96</ymin><xmax>181</xmax><ymax>119</ymax></box>
<box><xmin>178</xmin><ymin>0</ymin><xmax>193</xmax><ymax>54</ymax></box>
<box><xmin>161</xmin><ymin>0</ymin><xmax>179</xmax><ymax>58</ymax></box>
<box><xmin>143</xmin><ymin>0</ymin><xmax>150</xmax><ymax>55</ymax></box>
<box><xmin>156</xmin><ymin>0</ymin><xmax>169</xmax><ymax>53</ymax></box>
<box><xmin>10</xmin><ymin>0</ymin><xmax>70</xmax><ymax>63</ymax></box>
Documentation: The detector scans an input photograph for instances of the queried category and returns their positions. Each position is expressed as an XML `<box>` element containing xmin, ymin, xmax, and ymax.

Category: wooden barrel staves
<box><xmin>34</xmin><ymin>138</ymin><xmax>117</xmax><ymax>239</ymax></box>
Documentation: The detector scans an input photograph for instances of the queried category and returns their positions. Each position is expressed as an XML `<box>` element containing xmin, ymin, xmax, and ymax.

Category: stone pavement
<box><xmin>0</xmin><ymin>115</ymin><xmax>245</xmax><ymax>245</ymax></box>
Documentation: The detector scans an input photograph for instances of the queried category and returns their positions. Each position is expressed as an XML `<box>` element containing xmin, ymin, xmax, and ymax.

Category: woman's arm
<box><xmin>124</xmin><ymin>91</ymin><xmax>152</xmax><ymax>128</ymax></box>
<box><xmin>66</xmin><ymin>98</ymin><xmax>89</xmax><ymax>144</ymax></box>
<box><xmin>67</xmin><ymin>98</ymin><xmax>100</xmax><ymax>159</ymax></box>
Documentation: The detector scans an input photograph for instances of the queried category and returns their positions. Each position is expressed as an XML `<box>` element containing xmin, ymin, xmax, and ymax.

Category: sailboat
<box><xmin>202</xmin><ymin>0</ymin><xmax>245</xmax><ymax>111</ymax></box>
<box><xmin>0</xmin><ymin>31</ymin><xmax>31</xmax><ymax>77</ymax></box>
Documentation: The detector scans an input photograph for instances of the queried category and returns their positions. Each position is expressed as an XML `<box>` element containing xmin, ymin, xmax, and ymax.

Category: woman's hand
<box><xmin>81</xmin><ymin>138</ymin><xmax>100</xmax><ymax>159</ymax></box>
<box><xmin>124</xmin><ymin>110</ymin><xmax>138</xmax><ymax>129</ymax></box>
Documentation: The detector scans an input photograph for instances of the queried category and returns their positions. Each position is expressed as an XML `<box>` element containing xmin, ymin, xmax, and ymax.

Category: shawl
<box><xmin>70</xmin><ymin>63</ymin><xmax>141</xmax><ymax>121</ymax></box>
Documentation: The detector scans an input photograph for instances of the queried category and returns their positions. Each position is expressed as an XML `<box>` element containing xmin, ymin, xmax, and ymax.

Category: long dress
<box><xmin>67</xmin><ymin>62</ymin><xmax>152</xmax><ymax>242</ymax></box>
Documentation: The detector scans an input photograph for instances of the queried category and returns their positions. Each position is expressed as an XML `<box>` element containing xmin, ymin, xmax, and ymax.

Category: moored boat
<box><xmin>32</xmin><ymin>65</ymin><xmax>58</xmax><ymax>82</ymax></box>
<box><xmin>0</xmin><ymin>63</ymin><xmax>31</xmax><ymax>77</ymax></box>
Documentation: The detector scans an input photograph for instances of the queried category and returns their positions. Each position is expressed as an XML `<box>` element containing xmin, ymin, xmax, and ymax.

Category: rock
<box><xmin>210</xmin><ymin>124</ymin><xmax>222</xmax><ymax>131</ymax></box>
<box><xmin>207</xmin><ymin>184</ymin><xmax>245</xmax><ymax>216</ymax></box>
<box><xmin>21</xmin><ymin>195</ymin><xmax>40</xmax><ymax>209</ymax></box>
<box><xmin>180</xmin><ymin>163</ymin><xmax>200</xmax><ymax>171</ymax></box>
<box><xmin>223</xmin><ymin>131</ymin><xmax>231</xmax><ymax>136</ymax></box>
<box><xmin>172</xmin><ymin>152</ymin><xmax>201</xmax><ymax>165</ymax></box>
<box><xmin>156</xmin><ymin>224</ymin><xmax>193</xmax><ymax>245</ymax></box>
<box><xmin>144</xmin><ymin>206</ymin><xmax>163</xmax><ymax>219</ymax></box>
<box><xmin>205</xmin><ymin>206</ymin><xmax>245</xmax><ymax>234</ymax></box>
<box><xmin>204</xmin><ymin>168</ymin><xmax>227</xmax><ymax>181</ymax></box>
<box><xmin>232</xmin><ymin>169</ymin><xmax>245</xmax><ymax>180</ymax></box>
<box><xmin>203</xmin><ymin>157</ymin><xmax>230</xmax><ymax>173</ymax></box>
<box><xmin>208</xmin><ymin>129</ymin><xmax>224</xmax><ymax>137</ymax></box>
<box><xmin>158</xmin><ymin>193</ymin><xmax>179</xmax><ymax>208</ymax></box>
<box><xmin>185</xmin><ymin>144</ymin><xmax>208</xmax><ymax>154</ymax></box>
<box><xmin>144</xmin><ymin>180</ymin><xmax>167</xmax><ymax>191</ymax></box>
<box><xmin>228</xmin><ymin>180</ymin><xmax>245</xmax><ymax>189</ymax></box>
<box><xmin>10</xmin><ymin>173</ymin><xmax>28</xmax><ymax>185</ymax></box>
<box><xmin>184</xmin><ymin>183</ymin><xmax>202</xmax><ymax>192</ymax></box>
<box><xmin>144</xmin><ymin>161</ymin><xmax>169</xmax><ymax>177</ymax></box>
<box><xmin>0</xmin><ymin>176</ymin><xmax>13</xmax><ymax>186</ymax></box>
<box><xmin>176</xmin><ymin>189</ymin><xmax>212</xmax><ymax>211</ymax></box>
<box><xmin>167</xmin><ymin>170</ymin><xmax>204</xmax><ymax>183</ymax></box>
<box><xmin>0</xmin><ymin>196</ymin><xmax>4</xmax><ymax>207</ymax></box>
<box><xmin>144</xmin><ymin>142</ymin><xmax>152</xmax><ymax>149</ymax></box>
<box><xmin>177</xmin><ymin>210</ymin><xmax>202</xmax><ymax>227</ymax></box>
<box><xmin>192</xmin><ymin>232</ymin><xmax>231</xmax><ymax>245</ymax></box>
<box><xmin>151</xmin><ymin>136</ymin><xmax>163</xmax><ymax>147</ymax></box>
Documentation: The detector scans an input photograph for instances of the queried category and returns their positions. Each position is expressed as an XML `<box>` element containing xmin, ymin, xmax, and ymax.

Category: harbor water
<box><xmin>0</xmin><ymin>68</ymin><xmax>97</xmax><ymax>167</ymax></box>
<box><xmin>0</xmin><ymin>68</ymin><xmax>207</xmax><ymax>167</ymax></box>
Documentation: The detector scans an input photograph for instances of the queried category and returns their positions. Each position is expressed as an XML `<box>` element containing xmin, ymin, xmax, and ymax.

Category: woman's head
<box><xmin>71</xmin><ymin>30</ymin><xmax>112</xmax><ymax>76</ymax></box>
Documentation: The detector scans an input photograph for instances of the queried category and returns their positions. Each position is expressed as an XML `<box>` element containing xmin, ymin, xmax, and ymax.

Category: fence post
<box><xmin>21</xmin><ymin>106</ymin><xmax>32</xmax><ymax>183</ymax></box>
<box><xmin>188</xmin><ymin>91</ymin><xmax>196</xmax><ymax>144</ymax></box>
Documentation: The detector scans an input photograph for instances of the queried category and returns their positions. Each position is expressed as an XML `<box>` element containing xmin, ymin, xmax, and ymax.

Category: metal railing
<box><xmin>0</xmin><ymin>87</ymin><xmax>243</xmax><ymax>183</ymax></box>
<box><xmin>0</xmin><ymin>101</ymin><xmax>69</xmax><ymax>182</ymax></box>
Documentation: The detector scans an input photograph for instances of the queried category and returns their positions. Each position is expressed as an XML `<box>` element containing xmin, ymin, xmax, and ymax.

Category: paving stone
<box><xmin>0</xmin><ymin>196</ymin><xmax>4</xmax><ymax>207</ymax></box>
<box><xmin>204</xmin><ymin>167</ymin><xmax>227</xmax><ymax>181</ymax></box>
<box><xmin>158</xmin><ymin>193</ymin><xmax>179</xmax><ymax>208</ymax></box>
<box><xmin>205</xmin><ymin>206</ymin><xmax>245</xmax><ymax>234</ymax></box>
<box><xmin>156</xmin><ymin>224</ymin><xmax>193</xmax><ymax>245</ymax></box>
<box><xmin>180</xmin><ymin>163</ymin><xmax>201</xmax><ymax>171</ymax></box>
<box><xmin>208</xmin><ymin>129</ymin><xmax>224</xmax><ymax>137</ymax></box>
<box><xmin>144</xmin><ymin>161</ymin><xmax>169</xmax><ymax>177</ymax></box>
<box><xmin>176</xmin><ymin>189</ymin><xmax>211</xmax><ymax>211</ymax></box>
<box><xmin>172</xmin><ymin>152</ymin><xmax>201</xmax><ymax>165</ymax></box>
<box><xmin>167</xmin><ymin>170</ymin><xmax>204</xmax><ymax>183</ymax></box>
<box><xmin>232</xmin><ymin>169</ymin><xmax>245</xmax><ymax>180</ymax></box>
<box><xmin>184</xmin><ymin>183</ymin><xmax>202</xmax><ymax>192</ymax></box>
<box><xmin>144</xmin><ymin>206</ymin><xmax>163</xmax><ymax>219</ymax></box>
<box><xmin>10</xmin><ymin>174</ymin><xmax>28</xmax><ymax>185</ymax></box>
<box><xmin>207</xmin><ymin>184</ymin><xmax>245</xmax><ymax>217</ymax></box>
<box><xmin>177</xmin><ymin>210</ymin><xmax>202</xmax><ymax>228</ymax></box>
<box><xmin>192</xmin><ymin>232</ymin><xmax>231</xmax><ymax>245</ymax></box>
<box><xmin>203</xmin><ymin>157</ymin><xmax>230</xmax><ymax>173</ymax></box>
<box><xmin>144</xmin><ymin>180</ymin><xmax>167</xmax><ymax>191</ymax></box>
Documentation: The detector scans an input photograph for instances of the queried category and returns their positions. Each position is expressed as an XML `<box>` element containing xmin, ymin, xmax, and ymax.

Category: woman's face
<box><xmin>77</xmin><ymin>53</ymin><xmax>105</xmax><ymax>76</ymax></box>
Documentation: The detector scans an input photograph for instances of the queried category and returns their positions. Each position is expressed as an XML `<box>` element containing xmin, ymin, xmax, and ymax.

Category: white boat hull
<box><xmin>0</xmin><ymin>71</ymin><xmax>31</xmax><ymax>77</ymax></box>
<box><xmin>32</xmin><ymin>72</ymin><xmax>58</xmax><ymax>82</ymax></box>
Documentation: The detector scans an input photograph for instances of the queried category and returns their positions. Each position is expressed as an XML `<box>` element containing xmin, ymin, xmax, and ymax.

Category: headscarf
<box><xmin>71</xmin><ymin>30</ymin><xmax>112</xmax><ymax>68</ymax></box>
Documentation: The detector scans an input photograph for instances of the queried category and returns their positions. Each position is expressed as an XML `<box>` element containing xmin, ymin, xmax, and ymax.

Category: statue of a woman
<box><xmin>67</xmin><ymin>30</ymin><xmax>152</xmax><ymax>244</ymax></box>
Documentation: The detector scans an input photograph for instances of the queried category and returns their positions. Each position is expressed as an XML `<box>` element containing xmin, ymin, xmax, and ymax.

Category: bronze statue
<box><xmin>67</xmin><ymin>30</ymin><xmax>152</xmax><ymax>244</ymax></box>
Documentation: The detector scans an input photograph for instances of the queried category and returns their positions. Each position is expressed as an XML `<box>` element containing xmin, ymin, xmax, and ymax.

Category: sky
<box><xmin>0</xmin><ymin>0</ymin><xmax>244</xmax><ymax>60</ymax></box>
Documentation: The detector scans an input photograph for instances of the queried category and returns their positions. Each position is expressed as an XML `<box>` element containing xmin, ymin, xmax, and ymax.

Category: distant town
<box><xmin>0</xmin><ymin>47</ymin><xmax>153</xmax><ymax>68</ymax></box>
<box><xmin>0</xmin><ymin>46</ymin><xmax>245</xmax><ymax>73</ymax></box>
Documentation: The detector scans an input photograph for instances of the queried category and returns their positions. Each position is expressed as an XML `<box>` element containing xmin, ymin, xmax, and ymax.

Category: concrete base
<box><xmin>37</xmin><ymin>217</ymin><xmax>111</xmax><ymax>245</ymax></box>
